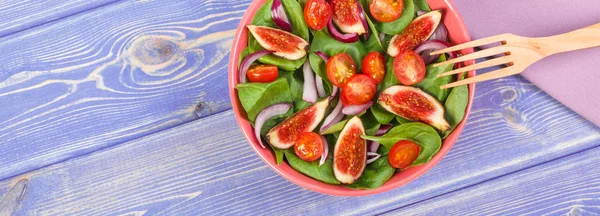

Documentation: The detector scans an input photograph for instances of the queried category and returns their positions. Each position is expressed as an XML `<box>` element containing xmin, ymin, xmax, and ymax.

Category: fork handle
<box><xmin>538</xmin><ymin>23</ymin><xmax>600</xmax><ymax>55</ymax></box>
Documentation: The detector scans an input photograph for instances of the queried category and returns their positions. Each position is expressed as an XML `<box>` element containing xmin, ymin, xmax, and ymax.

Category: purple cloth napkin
<box><xmin>453</xmin><ymin>0</ymin><xmax>600</xmax><ymax>127</ymax></box>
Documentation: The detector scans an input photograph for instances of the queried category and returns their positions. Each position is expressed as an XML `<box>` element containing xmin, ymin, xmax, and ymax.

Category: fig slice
<box><xmin>266</xmin><ymin>99</ymin><xmax>329</xmax><ymax>149</ymax></box>
<box><xmin>378</xmin><ymin>85</ymin><xmax>450</xmax><ymax>131</ymax></box>
<box><xmin>333</xmin><ymin>116</ymin><xmax>367</xmax><ymax>184</ymax></box>
<box><xmin>247</xmin><ymin>25</ymin><xmax>309</xmax><ymax>60</ymax></box>
<box><xmin>387</xmin><ymin>10</ymin><xmax>442</xmax><ymax>57</ymax></box>
<box><xmin>331</xmin><ymin>0</ymin><xmax>367</xmax><ymax>34</ymax></box>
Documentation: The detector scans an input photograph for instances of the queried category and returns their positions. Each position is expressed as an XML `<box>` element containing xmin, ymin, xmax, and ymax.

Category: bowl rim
<box><xmin>228</xmin><ymin>0</ymin><xmax>476</xmax><ymax>196</ymax></box>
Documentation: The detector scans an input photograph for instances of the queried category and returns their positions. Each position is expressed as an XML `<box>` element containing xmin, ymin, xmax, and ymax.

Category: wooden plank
<box><xmin>385</xmin><ymin>146</ymin><xmax>600</xmax><ymax>216</ymax></box>
<box><xmin>0</xmin><ymin>74</ymin><xmax>598</xmax><ymax>215</ymax></box>
<box><xmin>0</xmin><ymin>0</ymin><xmax>118</xmax><ymax>38</ymax></box>
<box><xmin>0</xmin><ymin>0</ymin><xmax>251</xmax><ymax>180</ymax></box>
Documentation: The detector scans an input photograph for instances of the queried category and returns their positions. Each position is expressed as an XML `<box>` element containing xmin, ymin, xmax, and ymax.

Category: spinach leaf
<box><xmin>442</xmin><ymin>80</ymin><xmax>469</xmax><ymax>138</ymax></box>
<box><xmin>248</xmin><ymin>0</ymin><xmax>308</xmax><ymax>71</ymax></box>
<box><xmin>308</xmin><ymin>52</ymin><xmax>333</xmax><ymax>95</ymax></box>
<box><xmin>236</xmin><ymin>78</ymin><xmax>294</xmax><ymax>123</ymax></box>
<box><xmin>374</xmin><ymin>0</ymin><xmax>415</xmax><ymax>35</ymax></box>
<box><xmin>285</xmin><ymin>149</ymin><xmax>341</xmax><ymax>184</ymax></box>
<box><xmin>238</xmin><ymin>46</ymin><xmax>253</xmax><ymax>67</ymax></box>
<box><xmin>346</xmin><ymin>155</ymin><xmax>395</xmax><ymax>189</ymax></box>
<box><xmin>370</xmin><ymin>104</ymin><xmax>396</xmax><ymax>124</ymax></box>
<box><xmin>396</xmin><ymin>116</ymin><xmax>412</xmax><ymax>124</ymax></box>
<box><xmin>379</xmin><ymin>56</ymin><xmax>399</xmax><ymax>91</ymax></box>
<box><xmin>361</xmin><ymin>109</ymin><xmax>382</xmax><ymax>136</ymax></box>
<box><xmin>414</xmin><ymin>55</ymin><xmax>454</xmax><ymax>103</ymax></box>
<box><xmin>413</xmin><ymin>0</ymin><xmax>431</xmax><ymax>12</ymax></box>
<box><xmin>282</xmin><ymin>70</ymin><xmax>312</xmax><ymax>112</ymax></box>
<box><xmin>269</xmin><ymin>144</ymin><xmax>286</xmax><ymax>165</ymax></box>
<box><xmin>359</xmin><ymin>0</ymin><xmax>384</xmax><ymax>53</ymax></box>
<box><xmin>362</xmin><ymin>122</ymin><xmax>441</xmax><ymax>165</ymax></box>
<box><xmin>321</xmin><ymin>119</ymin><xmax>349</xmax><ymax>135</ymax></box>
<box><xmin>309</xmin><ymin>30</ymin><xmax>368</xmax><ymax>69</ymax></box>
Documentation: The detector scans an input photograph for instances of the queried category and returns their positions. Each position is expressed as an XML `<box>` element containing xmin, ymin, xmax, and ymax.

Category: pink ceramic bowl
<box><xmin>228</xmin><ymin>0</ymin><xmax>475</xmax><ymax>196</ymax></box>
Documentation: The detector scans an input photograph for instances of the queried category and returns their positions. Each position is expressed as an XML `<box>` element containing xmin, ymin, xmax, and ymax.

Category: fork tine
<box><xmin>437</xmin><ymin>56</ymin><xmax>512</xmax><ymax>78</ymax></box>
<box><xmin>440</xmin><ymin>67</ymin><xmax>520</xmax><ymax>89</ymax></box>
<box><xmin>431</xmin><ymin>34</ymin><xmax>510</xmax><ymax>55</ymax></box>
<box><xmin>432</xmin><ymin>46</ymin><xmax>510</xmax><ymax>67</ymax></box>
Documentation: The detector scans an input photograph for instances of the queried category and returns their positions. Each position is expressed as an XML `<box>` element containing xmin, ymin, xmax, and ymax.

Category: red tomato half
<box><xmin>369</xmin><ymin>0</ymin><xmax>404</xmax><ymax>22</ymax></box>
<box><xmin>388</xmin><ymin>140</ymin><xmax>421</xmax><ymax>169</ymax></box>
<box><xmin>294</xmin><ymin>132</ymin><xmax>324</xmax><ymax>162</ymax></box>
<box><xmin>393</xmin><ymin>50</ymin><xmax>426</xmax><ymax>85</ymax></box>
<box><xmin>304</xmin><ymin>0</ymin><xmax>332</xmax><ymax>30</ymax></box>
<box><xmin>361</xmin><ymin>51</ymin><xmax>386</xmax><ymax>84</ymax></box>
<box><xmin>342</xmin><ymin>74</ymin><xmax>377</xmax><ymax>105</ymax></box>
<box><xmin>327</xmin><ymin>53</ymin><xmax>357</xmax><ymax>87</ymax></box>
<box><xmin>247</xmin><ymin>64</ymin><xmax>279</xmax><ymax>83</ymax></box>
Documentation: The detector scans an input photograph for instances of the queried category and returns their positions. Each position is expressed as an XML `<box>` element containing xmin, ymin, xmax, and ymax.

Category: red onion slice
<box><xmin>320</xmin><ymin>97</ymin><xmax>344</xmax><ymax>133</ymax></box>
<box><xmin>366</xmin><ymin>152</ymin><xmax>381</xmax><ymax>164</ymax></box>
<box><xmin>430</xmin><ymin>23</ymin><xmax>448</xmax><ymax>42</ymax></box>
<box><xmin>379</xmin><ymin>32</ymin><xmax>385</xmax><ymax>44</ymax></box>
<box><xmin>302</xmin><ymin>60</ymin><xmax>318</xmax><ymax>103</ymax></box>
<box><xmin>239</xmin><ymin>50</ymin><xmax>273</xmax><ymax>83</ymax></box>
<box><xmin>316</xmin><ymin>76</ymin><xmax>326</xmax><ymax>97</ymax></box>
<box><xmin>342</xmin><ymin>101</ymin><xmax>373</xmax><ymax>115</ymax></box>
<box><xmin>417</xmin><ymin>10</ymin><xmax>427</xmax><ymax>16</ymax></box>
<box><xmin>327</xmin><ymin>19</ymin><xmax>359</xmax><ymax>43</ymax></box>
<box><xmin>314</xmin><ymin>51</ymin><xmax>329</xmax><ymax>62</ymax></box>
<box><xmin>415</xmin><ymin>40</ymin><xmax>450</xmax><ymax>65</ymax></box>
<box><xmin>331</xmin><ymin>86</ymin><xmax>339</xmax><ymax>97</ymax></box>
<box><xmin>319</xmin><ymin>136</ymin><xmax>329</xmax><ymax>166</ymax></box>
<box><xmin>368</xmin><ymin>124</ymin><xmax>392</xmax><ymax>153</ymax></box>
<box><xmin>356</xmin><ymin>0</ymin><xmax>369</xmax><ymax>40</ymax></box>
<box><xmin>254</xmin><ymin>103</ymin><xmax>292</xmax><ymax>148</ymax></box>
<box><xmin>271</xmin><ymin>0</ymin><xmax>292</xmax><ymax>32</ymax></box>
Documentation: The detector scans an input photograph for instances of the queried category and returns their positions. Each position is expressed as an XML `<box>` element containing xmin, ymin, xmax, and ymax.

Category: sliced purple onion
<box><xmin>254</xmin><ymin>103</ymin><xmax>292</xmax><ymax>148</ymax></box>
<box><xmin>342</xmin><ymin>101</ymin><xmax>373</xmax><ymax>115</ymax></box>
<box><xmin>314</xmin><ymin>51</ymin><xmax>329</xmax><ymax>62</ymax></box>
<box><xmin>430</xmin><ymin>23</ymin><xmax>448</xmax><ymax>42</ymax></box>
<box><xmin>302</xmin><ymin>60</ymin><xmax>318</xmax><ymax>103</ymax></box>
<box><xmin>271</xmin><ymin>0</ymin><xmax>292</xmax><ymax>32</ymax></box>
<box><xmin>366</xmin><ymin>152</ymin><xmax>381</xmax><ymax>164</ymax></box>
<box><xmin>319</xmin><ymin>136</ymin><xmax>329</xmax><ymax>166</ymax></box>
<box><xmin>356</xmin><ymin>0</ymin><xmax>369</xmax><ymax>40</ymax></box>
<box><xmin>379</xmin><ymin>32</ymin><xmax>385</xmax><ymax>44</ymax></box>
<box><xmin>328</xmin><ymin>19</ymin><xmax>359</xmax><ymax>43</ymax></box>
<box><xmin>320</xmin><ymin>97</ymin><xmax>344</xmax><ymax>133</ymax></box>
<box><xmin>417</xmin><ymin>10</ymin><xmax>427</xmax><ymax>16</ymax></box>
<box><xmin>331</xmin><ymin>86</ymin><xmax>339</xmax><ymax>97</ymax></box>
<box><xmin>316</xmin><ymin>76</ymin><xmax>326</xmax><ymax>97</ymax></box>
<box><xmin>239</xmin><ymin>50</ymin><xmax>273</xmax><ymax>83</ymax></box>
<box><xmin>368</xmin><ymin>124</ymin><xmax>392</xmax><ymax>153</ymax></box>
<box><xmin>415</xmin><ymin>40</ymin><xmax>450</xmax><ymax>64</ymax></box>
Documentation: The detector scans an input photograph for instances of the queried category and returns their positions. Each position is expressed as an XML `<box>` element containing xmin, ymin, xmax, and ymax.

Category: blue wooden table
<box><xmin>0</xmin><ymin>0</ymin><xmax>598</xmax><ymax>215</ymax></box>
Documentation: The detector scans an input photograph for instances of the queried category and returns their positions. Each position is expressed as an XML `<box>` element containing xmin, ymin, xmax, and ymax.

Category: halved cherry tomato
<box><xmin>393</xmin><ymin>50</ymin><xmax>426</xmax><ymax>85</ymax></box>
<box><xmin>342</xmin><ymin>74</ymin><xmax>377</xmax><ymax>105</ymax></box>
<box><xmin>340</xmin><ymin>89</ymin><xmax>351</xmax><ymax>106</ymax></box>
<box><xmin>388</xmin><ymin>140</ymin><xmax>421</xmax><ymax>169</ymax></box>
<box><xmin>294</xmin><ymin>132</ymin><xmax>324</xmax><ymax>162</ymax></box>
<box><xmin>304</xmin><ymin>0</ymin><xmax>332</xmax><ymax>30</ymax></box>
<box><xmin>247</xmin><ymin>64</ymin><xmax>279</xmax><ymax>83</ymax></box>
<box><xmin>369</xmin><ymin>0</ymin><xmax>404</xmax><ymax>22</ymax></box>
<box><xmin>361</xmin><ymin>51</ymin><xmax>386</xmax><ymax>84</ymax></box>
<box><xmin>326</xmin><ymin>53</ymin><xmax>356</xmax><ymax>87</ymax></box>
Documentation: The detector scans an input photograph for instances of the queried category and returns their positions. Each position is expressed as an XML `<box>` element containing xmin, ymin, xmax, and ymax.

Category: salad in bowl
<box><xmin>229</xmin><ymin>0</ymin><xmax>474</xmax><ymax>195</ymax></box>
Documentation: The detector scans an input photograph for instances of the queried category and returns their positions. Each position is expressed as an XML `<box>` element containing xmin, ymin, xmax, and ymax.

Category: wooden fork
<box><xmin>433</xmin><ymin>23</ymin><xmax>600</xmax><ymax>89</ymax></box>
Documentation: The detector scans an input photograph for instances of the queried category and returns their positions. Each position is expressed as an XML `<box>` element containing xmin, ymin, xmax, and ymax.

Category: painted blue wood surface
<box><xmin>0</xmin><ymin>74</ymin><xmax>598</xmax><ymax>215</ymax></box>
<box><xmin>0</xmin><ymin>0</ymin><xmax>599</xmax><ymax>215</ymax></box>
<box><xmin>0</xmin><ymin>0</ymin><xmax>250</xmax><ymax>180</ymax></box>
<box><xmin>0</xmin><ymin>0</ymin><xmax>118</xmax><ymax>38</ymax></box>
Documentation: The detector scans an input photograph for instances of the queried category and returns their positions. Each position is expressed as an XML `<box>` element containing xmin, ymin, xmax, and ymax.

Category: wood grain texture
<box><xmin>0</xmin><ymin>0</ymin><xmax>118</xmax><ymax>38</ymax></box>
<box><xmin>0</xmin><ymin>0</ymin><xmax>251</xmax><ymax>181</ymax></box>
<box><xmin>0</xmin><ymin>73</ymin><xmax>597</xmax><ymax>215</ymax></box>
<box><xmin>385</xmin><ymin>146</ymin><xmax>600</xmax><ymax>216</ymax></box>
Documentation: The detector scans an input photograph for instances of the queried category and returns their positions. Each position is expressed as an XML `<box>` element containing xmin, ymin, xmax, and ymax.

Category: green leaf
<box><xmin>360</xmin><ymin>0</ymin><xmax>384</xmax><ymax>53</ymax></box>
<box><xmin>346</xmin><ymin>156</ymin><xmax>395</xmax><ymax>189</ymax></box>
<box><xmin>374</xmin><ymin>0</ymin><xmax>415</xmax><ymax>35</ymax></box>
<box><xmin>442</xmin><ymin>81</ymin><xmax>469</xmax><ymax>138</ymax></box>
<box><xmin>379</xmin><ymin>57</ymin><xmax>399</xmax><ymax>92</ymax></box>
<box><xmin>309</xmin><ymin>30</ymin><xmax>368</xmax><ymax>70</ymax></box>
<box><xmin>236</xmin><ymin>78</ymin><xmax>294</xmax><ymax>123</ymax></box>
<box><xmin>268</xmin><ymin>145</ymin><xmax>286</xmax><ymax>165</ymax></box>
<box><xmin>308</xmin><ymin>52</ymin><xmax>333</xmax><ymax>95</ymax></box>
<box><xmin>370</xmin><ymin>103</ymin><xmax>396</xmax><ymax>124</ymax></box>
<box><xmin>413</xmin><ymin>0</ymin><xmax>431</xmax><ymax>12</ymax></box>
<box><xmin>282</xmin><ymin>70</ymin><xmax>312</xmax><ymax>112</ymax></box>
<box><xmin>321</xmin><ymin>119</ymin><xmax>349</xmax><ymax>135</ymax></box>
<box><xmin>414</xmin><ymin>55</ymin><xmax>454</xmax><ymax>103</ymax></box>
<box><xmin>247</xmin><ymin>0</ymin><xmax>308</xmax><ymax>71</ymax></box>
<box><xmin>361</xmin><ymin>109</ymin><xmax>382</xmax><ymax>136</ymax></box>
<box><xmin>396</xmin><ymin>116</ymin><xmax>412</xmax><ymax>124</ymax></box>
<box><xmin>362</xmin><ymin>123</ymin><xmax>441</xmax><ymax>165</ymax></box>
<box><xmin>285</xmin><ymin>149</ymin><xmax>341</xmax><ymax>184</ymax></box>
<box><xmin>238</xmin><ymin>46</ymin><xmax>253</xmax><ymax>68</ymax></box>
